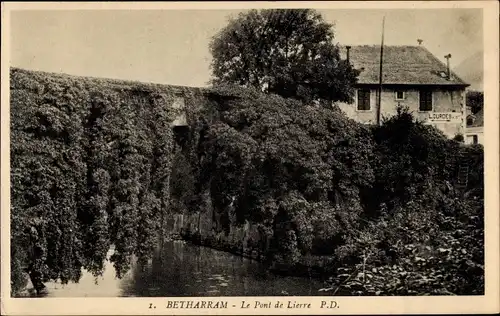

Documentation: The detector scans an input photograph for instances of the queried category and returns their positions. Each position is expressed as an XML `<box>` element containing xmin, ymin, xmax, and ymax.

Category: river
<box><xmin>27</xmin><ymin>241</ymin><xmax>331</xmax><ymax>297</ymax></box>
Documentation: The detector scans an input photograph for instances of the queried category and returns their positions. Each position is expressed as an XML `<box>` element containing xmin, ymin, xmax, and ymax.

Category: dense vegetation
<box><xmin>329</xmin><ymin>109</ymin><xmax>484</xmax><ymax>295</ymax></box>
<box><xmin>184</xmin><ymin>86</ymin><xmax>484</xmax><ymax>295</ymax></box>
<box><xmin>466</xmin><ymin>90</ymin><xmax>483</xmax><ymax>115</ymax></box>
<box><xmin>210</xmin><ymin>9</ymin><xmax>359</xmax><ymax>105</ymax></box>
<box><xmin>10</xmin><ymin>68</ymin><xmax>484</xmax><ymax>296</ymax></box>
<box><xmin>10</xmin><ymin>68</ymin><xmax>202</xmax><ymax>295</ymax></box>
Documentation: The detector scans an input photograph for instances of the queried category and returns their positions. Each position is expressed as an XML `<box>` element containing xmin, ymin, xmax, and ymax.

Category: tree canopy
<box><xmin>466</xmin><ymin>90</ymin><xmax>483</xmax><ymax>115</ymax></box>
<box><xmin>209</xmin><ymin>9</ymin><xmax>359</xmax><ymax>105</ymax></box>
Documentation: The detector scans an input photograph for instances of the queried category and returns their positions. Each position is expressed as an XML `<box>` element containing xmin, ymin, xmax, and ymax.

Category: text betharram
<box><xmin>165</xmin><ymin>301</ymin><xmax>228</xmax><ymax>309</ymax></box>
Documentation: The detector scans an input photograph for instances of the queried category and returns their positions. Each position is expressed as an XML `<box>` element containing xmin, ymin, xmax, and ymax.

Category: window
<box><xmin>357</xmin><ymin>89</ymin><xmax>371</xmax><ymax>111</ymax></box>
<box><xmin>419</xmin><ymin>90</ymin><xmax>433</xmax><ymax>111</ymax></box>
<box><xmin>467</xmin><ymin>117</ymin><xmax>474</xmax><ymax>126</ymax></box>
<box><xmin>395</xmin><ymin>91</ymin><xmax>405</xmax><ymax>100</ymax></box>
<box><xmin>467</xmin><ymin>135</ymin><xmax>478</xmax><ymax>144</ymax></box>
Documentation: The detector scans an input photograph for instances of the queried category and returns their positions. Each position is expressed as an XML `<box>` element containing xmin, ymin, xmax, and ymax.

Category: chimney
<box><xmin>346</xmin><ymin>46</ymin><xmax>351</xmax><ymax>62</ymax></box>
<box><xmin>417</xmin><ymin>39</ymin><xmax>423</xmax><ymax>46</ymax></box>
<box><xmin>444</xmin><ymin>53</ymin><xmax>452</xmax><ymax>80</ymax></box>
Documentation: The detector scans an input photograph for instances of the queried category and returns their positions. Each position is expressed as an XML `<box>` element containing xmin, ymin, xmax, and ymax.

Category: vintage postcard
<box><xmin>1</xmin><ymin>1</ymin><xmax>499</xmax><ymax>315</ymax></box>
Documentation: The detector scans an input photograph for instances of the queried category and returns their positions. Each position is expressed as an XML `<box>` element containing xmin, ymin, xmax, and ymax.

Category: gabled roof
<box><xmin>467</xmin><ymin>109</ymin><xmax>484</xmax><ymax>127</ymax></box>
<box><xmin>340</xmin><ymin>45</ymin><xmax>469</xmax><ymax>86</ymax></box>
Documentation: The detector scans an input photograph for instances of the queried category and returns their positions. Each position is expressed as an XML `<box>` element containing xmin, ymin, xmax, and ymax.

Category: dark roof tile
<box><xmin>341</xmin><ymin>45</ymin><xmax>469</xmax><ymax>86</ymax></box>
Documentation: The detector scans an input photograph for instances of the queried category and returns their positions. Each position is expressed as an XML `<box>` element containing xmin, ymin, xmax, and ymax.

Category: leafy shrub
<box><xmin>453</xmin><ymin>133</ymin><xmax>464</xmax><ymax>142</ymax></box>
<box><xmin>327</xmin><ymin>107</ymin><xmax>484</xmax><ymax>295</ymax></box>
<box><xmin>193</xmin><ymin>97</ymin><xmax>484</xmax><ymax>295</ymax></box>
<box><xmin>194</xmin><ymin>85</ymin><xmax>375</xmax><ymax>262</ymax></box>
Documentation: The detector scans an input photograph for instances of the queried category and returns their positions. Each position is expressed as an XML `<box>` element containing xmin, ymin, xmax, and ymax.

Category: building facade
<box><xmin>465</xmin><ymin>109</ymin><xmax>484</xmax><ymax>145</ymax></box>
<box><xmin>336</xmin><ymin>45</ymin><xmax>469</xmax><ymax>138</ymax></box>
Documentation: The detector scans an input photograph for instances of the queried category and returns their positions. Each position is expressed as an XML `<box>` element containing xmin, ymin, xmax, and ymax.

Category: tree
<box><xmin>209</xmin><ymin>9</ymin><xmax>359</xmax><ymax>105</ymax></box>
<box><xmin>466</xmin><ymin>90</ymin><xmax>483</xmax><ymax>114</ymax></box>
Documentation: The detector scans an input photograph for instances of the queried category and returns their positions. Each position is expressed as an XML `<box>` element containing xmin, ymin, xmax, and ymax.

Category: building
<box><xmin>465</xmin><ymin>108</ymin><xmax>484</xmax><ymax>145</ymax></box>
<box><xmin>336</xmin><ymin>45</ymin><xmax>470</xmax><ymax>138</ymax></box>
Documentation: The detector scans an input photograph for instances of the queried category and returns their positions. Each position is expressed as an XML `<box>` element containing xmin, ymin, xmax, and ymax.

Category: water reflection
<box><xmin>27</xmin><ymin>241</ymin><xmax>329</xmax><ymax>297</ymax></box>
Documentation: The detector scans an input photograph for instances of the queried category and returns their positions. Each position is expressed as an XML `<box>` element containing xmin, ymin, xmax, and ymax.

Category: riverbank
<box><xmin>162</xmin><ymin>207</ymin><xmax>345</xmax><ymax>279</ymax></box>
<box><xmin>164</xmin><ymin>199</ymin><xmax>484</xmax><ymax>297</ymax></box>
<box><xmin>174</xmin><ymin>224</ymin><xmax>337</xmax><ymax>279</ymax></box>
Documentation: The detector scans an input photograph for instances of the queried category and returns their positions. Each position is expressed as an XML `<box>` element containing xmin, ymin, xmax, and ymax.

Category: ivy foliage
<box><xmin>195</xmin><ymin>85</ymin><xmax>376</xmax><ymax>263</ymax></box>
<box><xmin>11</xmin><ymin>68</ymin><xmax>484</xmax><ymax>297</ymax></box>
<box><xmin>193</xmin><ymin>88</ymin><xmax>484</xmax><ymax>295</ymax></box>
<box><xmin>10</xmin><ymin>68</ymin><xmax>202</xmax><ymax>295</ymax></box>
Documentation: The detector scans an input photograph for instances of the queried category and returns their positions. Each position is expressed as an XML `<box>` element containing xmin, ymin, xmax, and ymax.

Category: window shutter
<box><xmin>420</xmin><ymin>90</ymin><xmax>432</xmax><ymax>111</ymax></box>
<box><xmin>357</xmin><ymin>89</ymin><xmax>370</xmax><ymax>110</ymax></box>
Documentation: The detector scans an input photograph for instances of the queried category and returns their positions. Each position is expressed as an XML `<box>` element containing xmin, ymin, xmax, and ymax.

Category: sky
<box><xmin>10</xmin><ymin>8</ymin><xmax>483</xmax><ymax>87</ymax></box>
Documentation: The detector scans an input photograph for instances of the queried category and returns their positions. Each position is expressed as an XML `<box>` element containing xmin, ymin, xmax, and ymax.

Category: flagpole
<box><xmin>377</xmin><ymin>16</ymin><xmax>385</xmax><ymax>126</ymax></box>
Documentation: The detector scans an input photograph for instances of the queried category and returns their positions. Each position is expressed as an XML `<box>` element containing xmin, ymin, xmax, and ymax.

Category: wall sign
<box><xmin>427</xmin><ymin>112</ymin><xmax>462</xmax><ymax>123</ymax></box>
